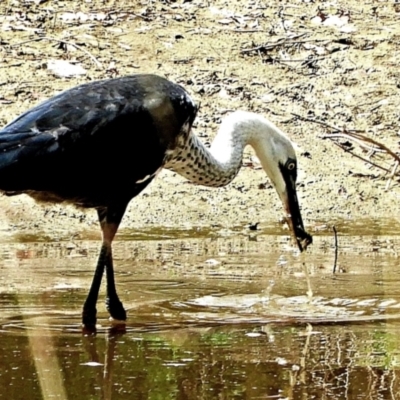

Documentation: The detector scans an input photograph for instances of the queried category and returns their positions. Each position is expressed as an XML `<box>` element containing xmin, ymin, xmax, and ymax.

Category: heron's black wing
<box><xmin>0</xmin><ymin>75</ymin><xmax>198</xmax><ymax>204</ymax></box>
<box><xmin>1</xmin><ymin>75</ymin><xmax>195</xmax><ymax>166</ymax></box>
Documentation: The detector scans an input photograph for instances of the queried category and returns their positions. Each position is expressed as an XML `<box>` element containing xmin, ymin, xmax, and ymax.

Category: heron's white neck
<box><xmin>164</xmin><ymin>111</ymin><xmax>289</xmax><ymax>187</ymax></box>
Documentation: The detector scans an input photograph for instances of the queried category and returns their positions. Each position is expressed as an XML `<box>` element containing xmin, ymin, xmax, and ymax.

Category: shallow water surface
<box><xmin>1</xmin><ymin>221</ymin><xmax>400</xmax><ymax>399</ymax></box>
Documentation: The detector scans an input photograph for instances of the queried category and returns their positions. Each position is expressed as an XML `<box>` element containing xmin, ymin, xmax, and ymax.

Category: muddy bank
<box><xmin>0</xmin><ymin>1</ymin><xmax>398</xmax><ymax>238</ymax></box>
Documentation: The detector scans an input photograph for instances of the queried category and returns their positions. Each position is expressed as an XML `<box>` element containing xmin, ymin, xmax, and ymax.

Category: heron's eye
<box><xmin>287</xmin><ymin>162</ymin><xmax>296</xmax><ymax>171</ymax></box>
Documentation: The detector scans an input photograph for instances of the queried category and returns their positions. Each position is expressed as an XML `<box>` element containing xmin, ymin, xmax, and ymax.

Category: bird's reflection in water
<box><xmin>82</xmin><ymin>326</ymin><xmax>125</xmax><ymax>400</ymax></box>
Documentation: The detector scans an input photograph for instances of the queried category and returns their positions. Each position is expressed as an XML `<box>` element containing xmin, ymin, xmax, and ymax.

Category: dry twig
<box><xmin>10</xmin><ymin>37</ymin><xmax>103</xmax><ymax>69</ymax></box>
<box><xmin>292</xmin><ymin>113</ymin><xmax>400</xmax><ymax>189</ymax></box>
<box><xmin>241</xmin><ymin>33</ymin><xmax>308</xmax><ymax>53</ymax></box>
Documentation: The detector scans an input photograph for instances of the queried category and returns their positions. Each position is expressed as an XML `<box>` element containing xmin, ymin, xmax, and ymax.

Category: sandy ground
<box><xmin>0</xmin><ymin>0</ymin><xmax>399</xmax><ymax>240</ymax></box>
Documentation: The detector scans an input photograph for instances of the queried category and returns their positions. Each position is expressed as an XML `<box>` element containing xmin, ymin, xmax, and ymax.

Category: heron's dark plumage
<box><xmin>0</xmin><ymin>74</ymin><xmax>197</xmax><ymax>208</ymax></box>
<box><xmin>0</xmin><ymin>74</ymin><xmax>200</xmax><ymax>328</ymax></box>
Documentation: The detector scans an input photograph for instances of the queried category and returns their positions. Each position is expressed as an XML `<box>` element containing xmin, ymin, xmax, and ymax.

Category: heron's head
<box><xmin>245</xmin><ymin>113</ymin><xmax>312</xmax><ymax>251</ymax></box>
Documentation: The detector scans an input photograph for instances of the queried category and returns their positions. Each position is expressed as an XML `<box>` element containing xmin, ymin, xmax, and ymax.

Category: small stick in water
<box><xmin>332</xmin><ymin>226</ymin><xmax>338</xmax><ymax>274</ymax></box>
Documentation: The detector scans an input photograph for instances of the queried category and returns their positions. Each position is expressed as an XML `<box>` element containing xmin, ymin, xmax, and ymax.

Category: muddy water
<box><xmin>1</xmin><ymin>221</ymin><xmax>400</xmax><ymax>399</ymax></box>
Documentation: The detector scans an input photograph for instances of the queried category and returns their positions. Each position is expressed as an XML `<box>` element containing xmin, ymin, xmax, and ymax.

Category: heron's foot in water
<box><xmin>106</xmin><ymin>296</ymin><xmax>127</xmax><ymax>322</ymax></box>
<box><xmin>82</xmin><ymin>306</ymin><xmax>97</xmax><ymax>329</ymax></box>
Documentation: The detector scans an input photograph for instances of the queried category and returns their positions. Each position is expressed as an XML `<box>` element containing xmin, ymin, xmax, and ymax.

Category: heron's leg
<box><xmin>82</xmin><ymin>235</ymin><xmax>107</xmax><ymax>327</ymax></box>
<box><xmin>100</xmin><ymin>205</ymin><xmax>127</xmax><ymax>321</ymax></box>
<box><xmin>104</xmin><ymin>246</ymin><xmax>126</xmax><ymax>321</ymax></box>
<box><xmin>82</xmin><ymin>205</ymin><xmax>127</xmax><ymax>327</ymax></box>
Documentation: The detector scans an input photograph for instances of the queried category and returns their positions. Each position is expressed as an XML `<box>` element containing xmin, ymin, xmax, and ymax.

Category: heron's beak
<box><xmin>281</xmin><ymin>175</ymin><xmax>312</xmax><ymax>252</ymax></box>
